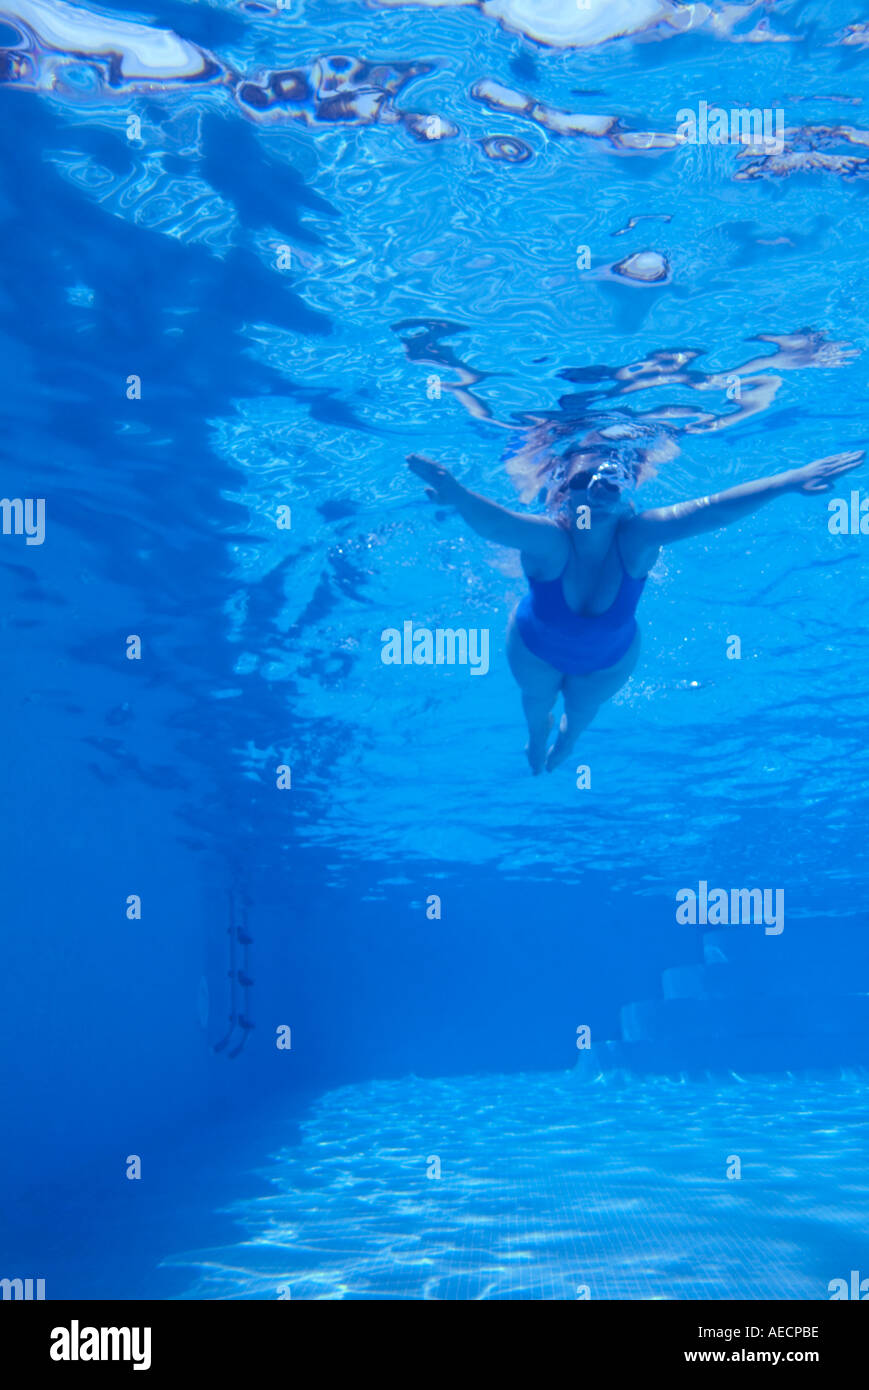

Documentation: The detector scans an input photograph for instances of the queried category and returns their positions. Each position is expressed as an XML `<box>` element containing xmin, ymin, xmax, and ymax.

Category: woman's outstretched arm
<box><xmin>407</xmin><ymin>454</ymin><xmax>568</xmax><ymax>562</ymax></box>
<box><xmin>624</xmin><ymin>451</ymin><xmax>864</xmax><ymax>569</ymax></box>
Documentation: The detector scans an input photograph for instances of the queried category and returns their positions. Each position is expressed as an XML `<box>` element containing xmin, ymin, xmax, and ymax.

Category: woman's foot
<box><xmin>525</xmin><ymin>714</ymin><xmax>553</xmax><ymax>776</ymax></box>
<box><xmin>545</xmin><ymin>714</ymin><xmax>576</xmax><ymax>773</ymax></box>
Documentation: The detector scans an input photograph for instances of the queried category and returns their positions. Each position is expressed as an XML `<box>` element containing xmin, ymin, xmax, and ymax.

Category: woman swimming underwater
<box><xmin>407</xmin><ymin>445</ymin><xmax>863</xmax><ymax>774</ymax></box>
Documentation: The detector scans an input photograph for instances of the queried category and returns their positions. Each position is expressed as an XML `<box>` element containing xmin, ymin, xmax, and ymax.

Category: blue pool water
<box><xmin>1</xmin><ymin>0</ymin><xmax>868</xmax><ymax>1301</ymax></box>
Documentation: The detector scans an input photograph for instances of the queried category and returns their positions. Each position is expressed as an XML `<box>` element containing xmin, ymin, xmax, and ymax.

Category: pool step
<box><xmin>621</xmin><ymin>994</ymin><xmax>869</xmax><ymax>1043</ymax></box>
<box><xmin>702</xmin><ymin>930</ymin><xmax>825</xmax><ymax>966</ymax></box>
<box><xmin>700</xmin><ymin>924</ymin><xmax>868</xmax><ymax>964</ymax></box>
<box><xmin>662</xmin><ymin>960</ymin><xmax>863</xmax><ymax>1000</ymax></box>
<box><xmin>574</xmin><ymin>921</ymin><xmax>869</xmax><ymax>1079</ymax></box>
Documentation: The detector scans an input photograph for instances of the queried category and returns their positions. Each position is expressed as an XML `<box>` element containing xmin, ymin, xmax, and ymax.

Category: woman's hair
<box><xmin>503</xmin><ymin>414</ymin><xmax>677</xmax><ymax>513</ymax></box>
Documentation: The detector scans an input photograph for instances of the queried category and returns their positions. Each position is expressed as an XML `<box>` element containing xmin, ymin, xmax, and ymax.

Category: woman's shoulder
<box><xmin>616</xmin><ymin>516</ymin><xmax>657</xmax><ymax>579</ymax></box>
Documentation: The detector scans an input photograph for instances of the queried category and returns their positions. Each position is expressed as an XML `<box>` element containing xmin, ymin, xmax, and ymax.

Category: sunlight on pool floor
<box><xmin>167</xmin><ymin>1071</ymin><xmax>869</xmax><ymax>1300</ymax></box>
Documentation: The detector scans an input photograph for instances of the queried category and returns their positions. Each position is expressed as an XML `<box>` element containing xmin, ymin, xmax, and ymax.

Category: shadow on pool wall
<box><xmin>221</xmin><ymin>863</ymin><xmax>695</xmax><ymax>1092</ymax></box>
<box><xmin>229</xmin><ymin>867</ymin><xmax>869</xmax><ymax>1095</ymax></box>
<box><xmin>0</xmin><ymin>552</ymin><xmax>225</xmax><ymax>1200</ymax></box>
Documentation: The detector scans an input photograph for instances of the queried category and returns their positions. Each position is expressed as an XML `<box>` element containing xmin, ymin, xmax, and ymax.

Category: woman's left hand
<box><xmin>406</xmin><ymin>454</ymin><xmax>462</xmax><ymax>503</ymax></box>
<box><xmin>792</xmin><ymin>450</ymin><xmax>865</xmax><ymax>493</ymax></box>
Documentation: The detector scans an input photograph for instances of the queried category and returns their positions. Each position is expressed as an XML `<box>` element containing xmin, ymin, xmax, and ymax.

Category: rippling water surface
<box><xmin>3</xmin><ymin>0</ymin><xmax>867</xmax><ymax>896</ymax></box>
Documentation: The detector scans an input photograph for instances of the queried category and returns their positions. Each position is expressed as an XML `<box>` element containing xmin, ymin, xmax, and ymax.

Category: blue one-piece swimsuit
<box><xmin>515</xmin><ymin>537</ymin><xmax>646</xmax><ymax>676</ymax></box>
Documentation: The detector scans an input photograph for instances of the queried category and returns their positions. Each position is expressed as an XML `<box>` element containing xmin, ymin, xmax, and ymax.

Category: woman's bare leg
<box><xmin>506</xmin><ymin>613</ymin><xmax>564</xmax><ymax>775</ymax></box>
<box><xmin>545</xmin><ymin>630</ymin><xmax>641</xmax><ymax>772</ymax></box>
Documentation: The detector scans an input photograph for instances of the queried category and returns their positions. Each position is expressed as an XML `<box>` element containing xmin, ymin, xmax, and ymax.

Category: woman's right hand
<box><xmin>406</xmin><ymin>454</ymin><xmax>463</xmax><ymax>504</ymax></box>
<box><xmin>790</xmin><ymin>450</ymin><xmax>865</xmax><ymax>494</ymax></box>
